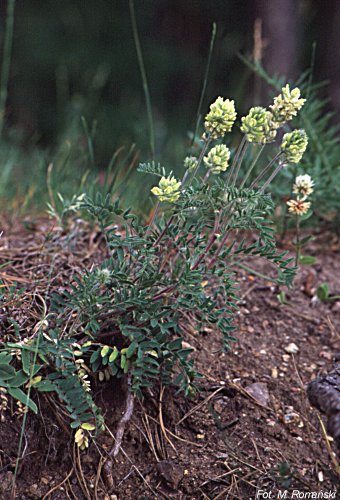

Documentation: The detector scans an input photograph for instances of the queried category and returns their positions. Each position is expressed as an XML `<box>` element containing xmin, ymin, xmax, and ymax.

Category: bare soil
<box><xmin>0</xmin><ymin>216</ymin><xmax>339</xmax><ymax>499</ymax></box>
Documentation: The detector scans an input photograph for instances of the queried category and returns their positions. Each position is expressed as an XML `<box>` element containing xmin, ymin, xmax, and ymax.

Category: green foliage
<box><xmin>316</xmin><ymin>282</ymin><xmax>330</xmax><ymax>301</ymax></box>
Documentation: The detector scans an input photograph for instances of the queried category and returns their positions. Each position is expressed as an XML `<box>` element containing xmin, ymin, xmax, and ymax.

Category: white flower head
<box><xmin>293</xmin><ymin>174</ymin><xmax>314</xmax><ymax>199</ymax></box>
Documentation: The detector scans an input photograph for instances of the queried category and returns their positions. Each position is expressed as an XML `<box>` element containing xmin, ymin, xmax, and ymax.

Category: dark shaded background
<box><xmin>1</xmin><ymin>0</ymin><xmax>339</xmax><ymax>164</ymax></box>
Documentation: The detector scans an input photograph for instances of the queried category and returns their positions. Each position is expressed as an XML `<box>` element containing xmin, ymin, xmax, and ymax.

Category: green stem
<box><xmin>259</xmin><ymin>159</ymin><xmax>285</xmax><ymax>193</ymax></box>
<box><xmin>192</xmin><ymin>213</ymin><xmax>220</xmax><ymax>270</ymax></box>
<box><xmin>145</xmin><ymin>201</ymin><xmax>160</xmax><ymax>237</ymax></box>
<box><xmin>250</xmin><ymin>151</ymin><xmax>282</xmax><ymax>189</ymax></box>
<box><xmin>12</xmin><ymin>327</ymin><xmax>42</xmax><ymax>494</ymax></box>
<box><xmin>240</xmin><ymin>144</ymin><xmax>265</xmax><ymax>188</ymax></box>
<box><xmin>186</xmin><ymin>136</ymin><xmax>211</xmax><ymax>186</ymax></box>
<box><xmin>0</xmin><ymin>0</ymin><xmax>16</xmax><ymax>139</ymax></box>
<box><xmin>129</xmin><ymin>0</ymin><xmax>155</xmax><ymax>159</ymax></box>
<box><xmin>234</xmin><ymin>261</ymin><xmax>274</xmax><ymax>282</ymax></box>
<box><xmin>190</xmin><ymin>23</ymin><xmax>216</xmax><ymax>151</ymax></box>
<box><xmin>226</xmin><ymin>135</ymin><xmax>247</xmax><ymax>188</ymax></box>
<box><xmin>151</xmin><ymin>137</ymin><xmax>210</xmax><ymax>246</ymax></box>
<box><xmin>231</xmin><ymin>141</ymin><xmax>250</xmax><ymax>188</ymax></box>
<box><xmin>295</xmin><ymin>214</ymin><xmax>301</xmax><ymax>267</ymax></box>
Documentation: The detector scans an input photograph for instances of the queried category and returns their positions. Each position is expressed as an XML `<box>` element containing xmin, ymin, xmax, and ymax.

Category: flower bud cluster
<box><xmin>184</xmin><ymin>156</ymin><xmax>198</xmax><ymax>172</ymax></box>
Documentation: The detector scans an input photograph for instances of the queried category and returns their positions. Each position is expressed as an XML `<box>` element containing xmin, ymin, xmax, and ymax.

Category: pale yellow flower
<box><xmin>270</xmin><ymin>84</ymin><xmax>306</xmax><ymax>125</ymax></box>
<box><xmin>75</xmin><ymin>428</ymin><xmax>89</xmax><ymax>450</ymax></box>
<box><xmin>281</xmin><ymin>130</ymin><xmax>308</xmax><ymax>163</ymax></box>
<box><xmin>240</xmin><ymin>106</ymin><xmax>277</xmax><ymax>144</ymax></box>
<box><xmin>204</xmin><ymin>97</ymin><xmax>237</xmax><ymax>139</ymax></box>
<box><xmin>151</xmin><ymin>175</ymin><xmax>181</xmax><ymax>203</ymax></box>
<box><xmin>204</xmin><ymin>144</ymin><xmax>230</xmax><ymax>174</ymax></box>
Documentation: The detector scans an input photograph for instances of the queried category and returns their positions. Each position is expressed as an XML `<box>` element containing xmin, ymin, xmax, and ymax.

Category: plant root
<box><xmin>103</xmin><ymin>374</ymin><xmax>135</xmax><ymax>491</ymax></box>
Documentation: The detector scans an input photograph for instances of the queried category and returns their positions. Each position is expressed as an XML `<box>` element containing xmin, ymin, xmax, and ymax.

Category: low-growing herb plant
<box><xmin>1</xmin><ymin>84</ymin><xmax>311</xmax><ymax>451</ymax></box>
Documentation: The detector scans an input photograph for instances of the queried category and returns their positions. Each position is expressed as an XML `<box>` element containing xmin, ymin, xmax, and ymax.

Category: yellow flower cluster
<box><xmin>281</xmin><ymin>129</ymin><xmax>308</xmax><ymax>163</ymax></box>
<box><xmin>270</xmin><ymin>84</ymin><xmax>306</xmax><ymax>125</ymax></box>
<box><xmin>240</xmin><ymin>106</ymin><xmax>277</xmax><ymax>144</ymax></box>
<box><xmin>204</xmin><ymin>97</ymin><xmax>237</xmax><ymax>139</ymax></box>
<box><xmin>151</xmin><ymin>175</ymin><xmax>181</xmax><ymax>203</ymax></box>
<box><xmin>204</xmin><ymin>144</ymin><xmax>230</xmax><ymax>174</ymax></box>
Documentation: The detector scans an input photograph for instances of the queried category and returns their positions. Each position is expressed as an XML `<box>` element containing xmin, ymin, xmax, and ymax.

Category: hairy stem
<box><xmin>240</xmin><ymin>144</ymin><xmax>265</xmax><ymax>188</ymax></box>
<box><xmin>208</xmin><ymin>230</ymin><xmax>230</xmax><ymax>269</ymax></box>
<box><xmin>186</xmin><ymin>136</ymin><xmax>211</xmax><ymax>187</ymax></box>
<box><xmin>250</xmin><ymin>151</ymin><xmax>283</xmax><ymax>189</ymax></box>
<box><xmin>191</xmin><ymin>213</ymin><xmax>220</xmax><ymax>270</ymax></box>
<box><xmin>231</xmin><ymin>141</ymin><xmax>250</xmax><ymax>188</ymax></box>
<box><xmin>259</xmin><ymin>159</ymin><xmax>285</xmax><ymax>193</ymax></box>
<box><xmin>225</xmin><ymin>135</ymin><xmax>247</xmax><ymax>189</ymax></box>
<box><xmin>145</xmin><ymin>201</ymin><xmax>160</xmax><ymax>237</ymax></box>
<box><xmin>295</xmin><ymin>214</ymin><xmax>301</xmax><ymax>267</ymax></box>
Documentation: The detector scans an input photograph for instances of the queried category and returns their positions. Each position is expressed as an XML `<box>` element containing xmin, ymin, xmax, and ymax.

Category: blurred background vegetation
<box><xmin>0</xmin><ymin>0</ymin><xmax>339</xmax><ymax>215</ymax></box>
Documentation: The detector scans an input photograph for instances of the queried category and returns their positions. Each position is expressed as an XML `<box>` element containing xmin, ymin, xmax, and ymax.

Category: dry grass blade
<box><xmin>176</xmin><ymin>386</ymin><xmax>224</xmax><ymax>426</ymax></box>
<box><xmin>228</xmin><ymin>381</ymin><xmax>273</xmax><ymax>411</ymax></box>
<box><xmin>141</xmin><ymin>413</ymin><xmax>160</xmax><ymax>461</ymax></box>
<box><xmin>146</xmin><ymin>413</ymin><xmax>202</xmax><ymax>448</ymax></box>
<box><xmin>317</xmin><ymin>414</ymin><xmax>340</xmax><ymax>479</ymax></box>
<box><xmin>159</xmin><ymin>386</ymin><xmax>177</xmax><ymax>454</ymax></box>
<box><xmin>73</xmin><ymin>445</ymin><xmax>91</xmax><ymax>500</ymax></box>
<box><xmin>42</xmin><ymin>468</ymin><xmax>73</xmax><ymax>500</ymax></box>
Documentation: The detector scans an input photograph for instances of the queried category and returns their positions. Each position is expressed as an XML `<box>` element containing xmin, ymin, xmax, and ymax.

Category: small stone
<box><xmin>196</xmin><ymin>434</ymin><xmax>205</xmax><ymax>439</ymax></box>
<box><xmin>182</xmin><ymin>341</ymin><xmax>195</xmax><ymax>351</ymax></box>
<box><xmin>285</xmin><ymin>343</ymin><xmax>299</xmax><ymax>354</ymax></box>
<box><xmin>245</xmin><ymin>382</ymin><xmax>270</xmax><ymax>406</ymax></box>
<box><xmin>156</xmin><ymin>460</ymin><xmax>184</xmax><ymax>489</ymax></box>
<box><xmin>320</xmin><ymin>351</ymin><xmax>333</xmax><ymax>360</ymax></box>
<box><xmin>271</xmin><ymin>368</ymin><xmax>278</xmax><ymax>378</ymax></box>
<box><xmin>318</xmin><ymin>471</ymin><xmax>324</xmax><ymax>482</ymax></box>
